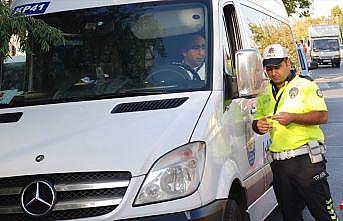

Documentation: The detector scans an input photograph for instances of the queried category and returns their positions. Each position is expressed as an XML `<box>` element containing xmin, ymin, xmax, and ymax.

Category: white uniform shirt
<box><xmin>184</xmin><ymin>62</ymin><xmax>206</xmax><ymax>80</ymax></box>
<box><xmin>195</xmin><ymin>63</ymin><xmax>206</xmax><ymax>80</ymax></box>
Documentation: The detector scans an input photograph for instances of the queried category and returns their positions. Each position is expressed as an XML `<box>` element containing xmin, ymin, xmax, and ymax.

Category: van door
<box><xmin>221</xmin><ymin>3</ymin><xmax>266</xmax><ymax>207</ymax></box>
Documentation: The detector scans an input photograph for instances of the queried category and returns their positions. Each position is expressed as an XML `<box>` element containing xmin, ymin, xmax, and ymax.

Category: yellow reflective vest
<box><xmin>254</xmin><ymin>75</ymin><xmax>327</xmax><ymax>152</ymax></box>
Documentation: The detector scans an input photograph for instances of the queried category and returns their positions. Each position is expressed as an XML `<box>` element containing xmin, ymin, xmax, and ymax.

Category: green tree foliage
<box><xmin>282</xmin><ymin>0</ymin><xmax>311</xmax><ymax>16</ymax></box>
<box><xmin>249</xmin><ymin>22</ymin><xmax>299</xmax><ymax>71</ymax></box>
<box><xmin>0</xmin><ymin>0</ymin><xmax>64</xmax><ymax>59</ymax></box>
<box><xmin>331</xmin><ymin>6</ymin><xmax>343</xmax><ymax>38</ymax></box>
<box><xmin>292</xmin><ymin>17</ymin><xmax>326</xmax><ymax>42</ymax></box>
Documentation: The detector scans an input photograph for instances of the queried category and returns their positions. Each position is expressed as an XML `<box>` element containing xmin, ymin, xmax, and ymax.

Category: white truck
<box><xmin>0</xmin><ymin>0</ymin><xmax>301</xmax><ymax>220</ymax></box>
<box><xmin>309</xmin><ymin>24</ymin><xmax>341</xmax><ymax>68</ymax></box>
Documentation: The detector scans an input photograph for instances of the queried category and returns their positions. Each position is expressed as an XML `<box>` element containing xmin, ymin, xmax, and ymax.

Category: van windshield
<box><xmin>0</xmin><ymin>1</ymin><xmax>210</xmax><ymax>108</ymax></box>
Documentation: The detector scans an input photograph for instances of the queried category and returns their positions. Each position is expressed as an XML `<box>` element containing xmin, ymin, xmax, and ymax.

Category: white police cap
<box><xmin>262</xmin><ymin>44</ymin><xmax>289</xmax><ymax>67</ymax></box>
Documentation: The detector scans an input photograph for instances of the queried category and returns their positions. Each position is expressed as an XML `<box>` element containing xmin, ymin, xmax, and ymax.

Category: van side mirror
<box><xmin>235</xmin><ymin>49</ymin><xmax>267</xmax><ymax>97</ymax></box>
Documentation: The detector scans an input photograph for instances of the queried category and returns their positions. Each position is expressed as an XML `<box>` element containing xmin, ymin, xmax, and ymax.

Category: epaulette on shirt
<box><xmin>298</xmin><ymin>75</ymin><xmax>314</xmax><ymax>81</ymax></box>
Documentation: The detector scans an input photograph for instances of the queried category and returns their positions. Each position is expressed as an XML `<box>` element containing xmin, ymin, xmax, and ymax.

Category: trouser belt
<box><xmin>270</xmin><ymin>144</ymin><xmax>326</xmax><ymax>161</ymax></box>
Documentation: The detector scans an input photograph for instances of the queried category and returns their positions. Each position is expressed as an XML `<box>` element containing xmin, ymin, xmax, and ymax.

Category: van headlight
<box><xmin>134</xmin><ymin>142</ymin><xmax>206</xmax><ymax>206</ymax></box>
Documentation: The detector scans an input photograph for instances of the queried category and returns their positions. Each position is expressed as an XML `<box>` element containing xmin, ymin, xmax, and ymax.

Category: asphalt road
<box><xmin>266</xmin><ymin>62</ymin><xmax>343</xmax><ymax>221</ymax></box>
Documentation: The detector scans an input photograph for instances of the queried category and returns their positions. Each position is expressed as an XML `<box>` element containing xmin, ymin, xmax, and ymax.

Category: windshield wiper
<box><xmin>0</xmin><ymin>86</ymin><xmax>180</xmax><ymax>108</ymax></box>
<box><xmin>0</xmin><ymin>103</ymin><xmax>11</xmax><ymax>109</ymax></box>
<box><xmin>118</xmin><ymin>86</ymin><xmax>177</xmax><ymax>95</ymax></box>
<box><xmin>60</xmin><ymin>88</ymin><xmax>169</xmax><ymax>101</ymax></box>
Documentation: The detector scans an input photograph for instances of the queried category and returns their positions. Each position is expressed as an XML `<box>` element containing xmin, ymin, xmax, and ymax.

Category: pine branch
<box><xmin>0</xmin><ymin>0</ymin><xmax>64</xmax><ymax>59</ymax></box>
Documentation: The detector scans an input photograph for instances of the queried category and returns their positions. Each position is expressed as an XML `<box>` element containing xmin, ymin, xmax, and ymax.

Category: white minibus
<box><xmin>0</xmin><ymin>0</ymin><xmax>302</xmax><ymax>220</ymax></box>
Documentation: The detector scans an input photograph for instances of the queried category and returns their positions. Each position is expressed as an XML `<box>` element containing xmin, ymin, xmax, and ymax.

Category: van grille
<box><xmin>0</xmin><ymin>171</ymin><xmax>131</xmax><ymax>220</ymax></box>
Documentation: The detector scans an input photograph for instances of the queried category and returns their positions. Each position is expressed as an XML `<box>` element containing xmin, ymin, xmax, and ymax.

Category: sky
<box><xmin>311</xmin><ymin>0</ymin><xmax>343</xmax><ymax>17</ymax></box>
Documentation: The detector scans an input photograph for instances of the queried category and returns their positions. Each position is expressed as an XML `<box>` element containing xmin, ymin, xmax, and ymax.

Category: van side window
<box><xmin>224</xmin><ymin>5</ymin><xmax>242</xmax><ymax>51</ymax></box>
<box><xmin>222</xmin><ymin>16</ymin><xmax>234</xmax><ymax>76</ymax></box>
<box><xmin>222</xmin><ymin>4</ymin><xmax>241</xmax><ymax>103</ymax></box>
<box><xmin>240</xmin><ymin>4</ymin><xmax>300</xmax><ymax>73</ymax></box>
<box><xmin>223</xmin><ymin>4</ymin><xmax>242</xmax><ymax>71</ymax></box>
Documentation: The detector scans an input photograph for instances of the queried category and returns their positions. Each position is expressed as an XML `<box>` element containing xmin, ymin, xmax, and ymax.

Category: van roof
<box><xmin>245</xmin><ymin>0</ymin><xmax>289</xmax><ymax>19</ymax></box>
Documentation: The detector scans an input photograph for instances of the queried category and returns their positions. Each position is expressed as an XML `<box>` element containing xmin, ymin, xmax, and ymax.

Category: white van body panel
<box><xmin>191</xmin><ymin>92</ymin><xmax>244</xmax><ymax>200</ymax></box>
<box><xmin>191</xmin><ymin>91</ymin><xmax>265</xmax><ymax>200</ymax></box>
<box><xmin>0</xmin><ymin>92</ymin><xmax>210</xmax><ymax>178</ymax></box>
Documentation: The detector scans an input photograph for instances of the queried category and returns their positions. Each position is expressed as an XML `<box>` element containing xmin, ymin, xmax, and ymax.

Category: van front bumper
<box><xmin>118</xmin><ymin>200</ymin><xmax>228</xmax><ymax>221</ymax></box>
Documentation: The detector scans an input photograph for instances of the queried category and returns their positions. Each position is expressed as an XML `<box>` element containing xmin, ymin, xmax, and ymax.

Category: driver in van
<box><xmin>179</xmin><ymin>34</ymin><xmax>206</xmax><ymax>80</ymax></box>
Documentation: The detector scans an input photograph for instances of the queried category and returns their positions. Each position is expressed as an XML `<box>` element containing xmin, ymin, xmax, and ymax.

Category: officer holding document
<box><xmin>252</xmin><ymin>44</ymin><xmax>338</xmax><ymax>221</ymax></box>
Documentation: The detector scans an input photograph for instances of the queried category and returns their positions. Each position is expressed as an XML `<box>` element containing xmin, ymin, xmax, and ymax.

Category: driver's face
<box><xmin>183</xmin><ymin>36</ymin><xmax>206</xmax><ymax>68</ymax></box>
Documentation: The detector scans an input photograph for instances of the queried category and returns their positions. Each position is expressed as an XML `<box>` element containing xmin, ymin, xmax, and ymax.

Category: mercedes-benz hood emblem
<box><xmin>21</xmin><ymin>180</ymin><xmax>56</xmax><ymax>216</ymax></box>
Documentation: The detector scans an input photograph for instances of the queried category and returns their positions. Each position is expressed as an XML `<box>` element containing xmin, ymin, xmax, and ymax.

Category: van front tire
<box><xmin>224</xmin><ymin>199</ymin><xmax>243</xmax><ymax>221</ymax></box>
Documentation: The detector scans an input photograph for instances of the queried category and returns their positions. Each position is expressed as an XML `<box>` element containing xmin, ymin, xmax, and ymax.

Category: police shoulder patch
<box><xmin>316</xmin><ymin>89</ymin><xmax>323</xmax><ymax>98</ymax></box>
<box><xmin>289</xmin><ymin>87</ymin><xmax>299</xmax><ymax>99</ymax></box>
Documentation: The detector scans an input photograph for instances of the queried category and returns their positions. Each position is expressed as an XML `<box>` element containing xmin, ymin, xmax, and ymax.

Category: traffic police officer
<box><xmin>252</xmin><ymin>44</ymin><xmax>338</xmax><ymax>221</ymax></box>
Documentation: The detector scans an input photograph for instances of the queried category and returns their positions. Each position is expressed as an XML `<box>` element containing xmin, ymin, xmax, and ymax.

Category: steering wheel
<box><xmin>145</xmin><ymin>63</ymin><xmax>201</xmax><ymax>86</ymax></box>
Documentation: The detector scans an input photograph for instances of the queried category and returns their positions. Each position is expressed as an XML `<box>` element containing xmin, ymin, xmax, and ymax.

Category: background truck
<box><xmin>309</xmin><ymin>24</ymin><xmax>342</xmax><ymax>68</ymax></box>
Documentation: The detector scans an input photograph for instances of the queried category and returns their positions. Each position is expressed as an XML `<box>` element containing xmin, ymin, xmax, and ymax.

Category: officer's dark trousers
<box><xmin>271</xmin><ymin>155</ymin><xmax>338</xmax><ymax>221</ymax></box>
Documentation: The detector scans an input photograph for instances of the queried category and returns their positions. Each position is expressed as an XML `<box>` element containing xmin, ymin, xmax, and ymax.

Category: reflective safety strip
<box><xmin>325</xmin><ymin>198</ymin><xmax>338</xmax><ymax>220</ymax></box>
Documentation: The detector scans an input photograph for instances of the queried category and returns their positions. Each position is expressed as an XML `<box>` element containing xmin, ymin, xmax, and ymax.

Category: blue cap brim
<box><xmin>263</xmin><ymin>58</ymin><xmax>284</xmax><ymax>67</ymax></box>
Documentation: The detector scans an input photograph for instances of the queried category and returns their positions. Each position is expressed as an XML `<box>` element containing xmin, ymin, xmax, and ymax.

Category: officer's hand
<box><xmin>257</xmin><ymin>117</ymin><xmax>273</xmax><ymax>134</ymax></box>
<box><xmin>271</xmin><ymin>112</ymin><xmax>294</xmax><ymax>126</ymax></box>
